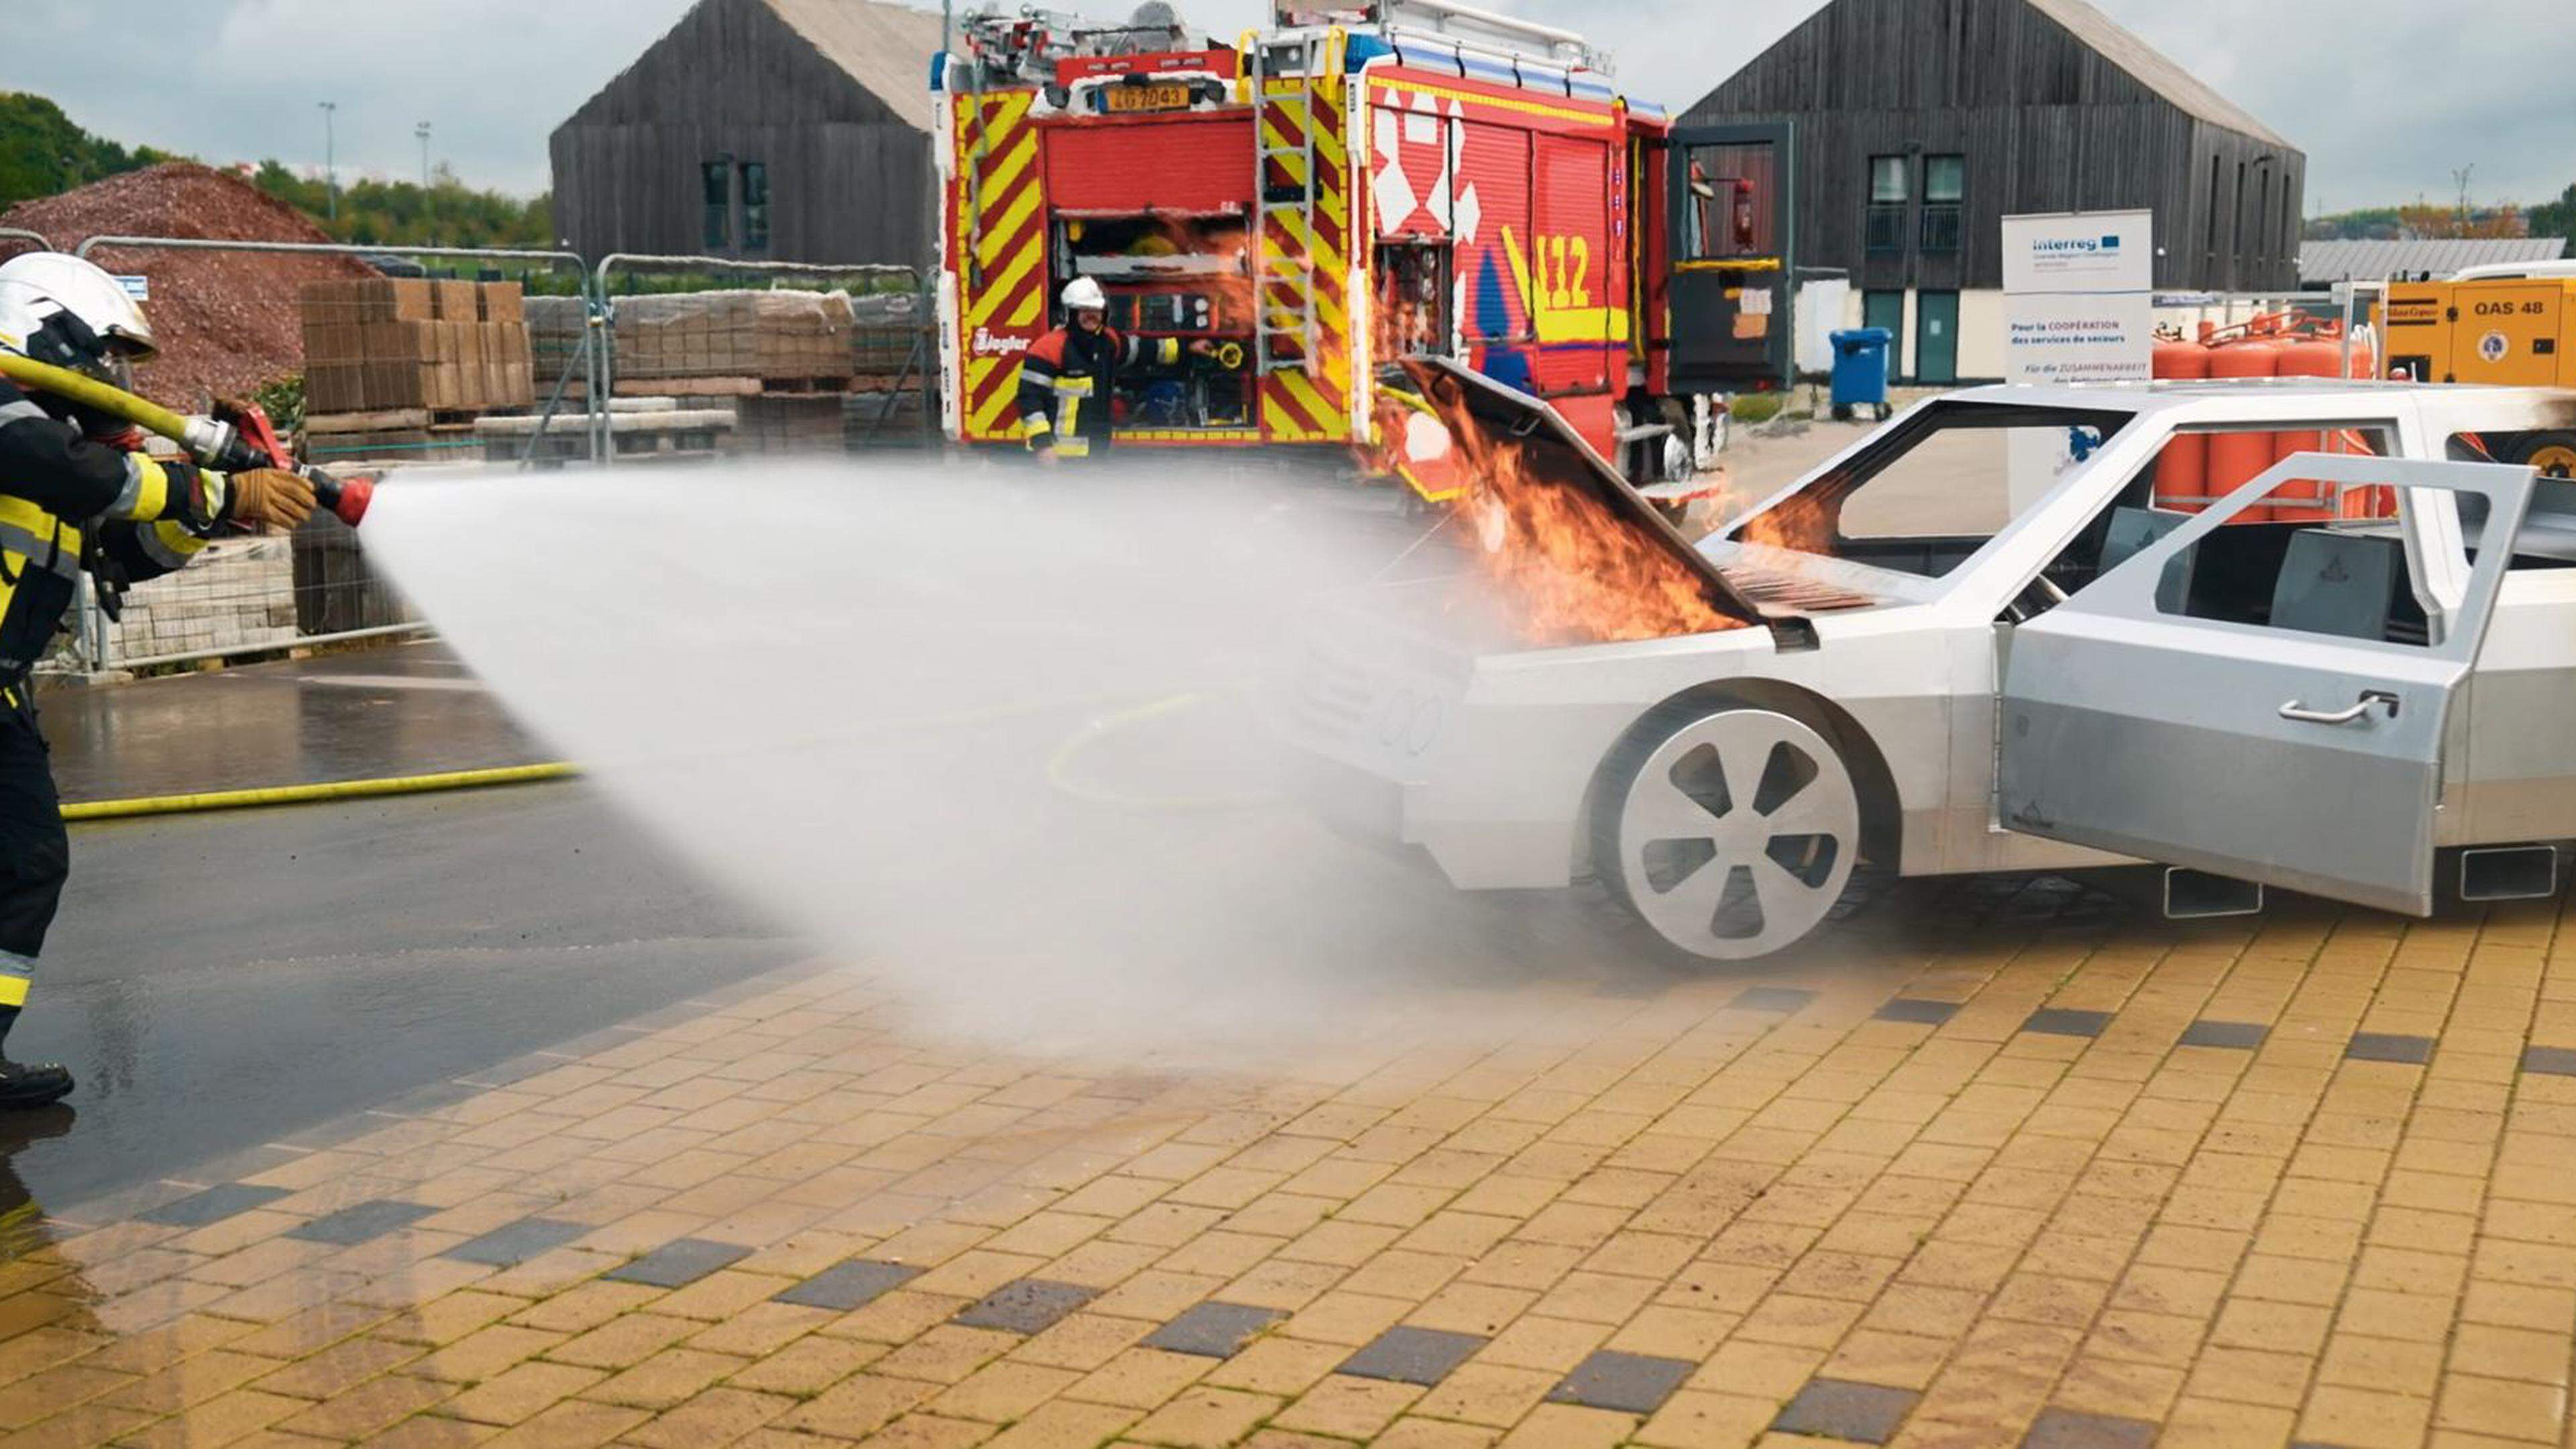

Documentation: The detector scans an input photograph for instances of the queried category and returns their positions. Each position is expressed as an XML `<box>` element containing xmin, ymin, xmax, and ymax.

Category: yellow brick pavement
<box><xmin>4</xmin><ymin>883</ymin><xmax>2576</xmax><ymax>1448</ymax></box>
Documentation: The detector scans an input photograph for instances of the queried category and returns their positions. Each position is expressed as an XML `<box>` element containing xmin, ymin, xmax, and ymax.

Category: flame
<box><xmin>1387</xmin><ymin>368</ymin><xmax>1748</xmax><ymax>647</ymax></box>
<box><xmin>1735</xmin><ymin>490</ymin><xmax>1836</xmax><ymax>554</ymax></box>
<box><xmin>1142</xmin><ymin>216</ymin><xmax>1254</xmax><ymax>334</ymax></box>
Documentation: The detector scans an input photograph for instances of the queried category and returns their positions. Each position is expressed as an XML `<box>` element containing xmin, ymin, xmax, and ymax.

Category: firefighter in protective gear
<box><xmin>1016</xmin><ymin>276</ymin><xmax>1214</xmax><ymax>464</ymax></box>
<box><xmin>0</xmin><ymin>252</ymin><xmax>315</xmax><ymax>1108</ymax></box>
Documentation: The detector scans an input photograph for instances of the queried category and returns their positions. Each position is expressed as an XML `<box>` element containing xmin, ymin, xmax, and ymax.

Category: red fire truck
<box><xmin>933</xmin><ymin>1</ymin><xmax>1793</xmax><ymax>496</ymax></box>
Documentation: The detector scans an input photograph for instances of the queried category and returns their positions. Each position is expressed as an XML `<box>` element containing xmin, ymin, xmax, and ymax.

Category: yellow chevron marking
<box><xmin>1279</xmin><ymin>367</ymin><xmax>1342</xmax><ymax>439</ymax></box>
<box><xmin>969</xmin><ymin>239</ymin><xmax>1042</xmax><ymax>329</ymax></box>
<box><xmin>1004</xmin><ymin>280</ymin><xmax>1042</xmax><ymax>329</ymax></box>
<box><xmin>979</xmin><ymin>129</ymin><xmax>1038</xmax><ymax>207</ymax></box>
<box><xmin>975</xmin><ymin>184</ymin><xmax>1040</xmax><ymax>270</ymax></box>
<box><xmin>963</xmin><ymin>361</ymin><xmax>1008</xmax><ymax>428</ymax></box>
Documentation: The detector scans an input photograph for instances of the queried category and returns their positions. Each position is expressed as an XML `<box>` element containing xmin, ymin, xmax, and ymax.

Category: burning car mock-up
<box><xmin>1287</xmin><ymin>362</ymin><xmax>2576</xmax><ymax>962</ymax></box>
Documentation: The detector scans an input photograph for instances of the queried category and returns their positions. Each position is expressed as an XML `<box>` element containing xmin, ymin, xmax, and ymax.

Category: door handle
<box><xmin>2279</xmin><ymin>690</ymin><xmax>2401</xmax><ymax>725</ymax></box>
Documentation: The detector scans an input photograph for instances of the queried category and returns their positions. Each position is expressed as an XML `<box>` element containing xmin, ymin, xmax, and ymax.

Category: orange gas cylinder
<box><xmin>2206</xmin><ymin>339</ymin><xmax>2283</xmax><ymax>520</ymax></box>
<box><xmin>2150</xmin><ymin>339</ymin><xmax>2212</xmax><ymax>510</ymax></box>
<box><xmin>2272</xmin><ymin>333</ymin><xmax>2385</xmax><ymax>518</ymax></box>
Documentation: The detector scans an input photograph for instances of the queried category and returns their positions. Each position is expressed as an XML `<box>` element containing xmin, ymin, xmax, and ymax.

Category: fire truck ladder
<box><xmin>1248</xmin><ymin>35</ymin><xmax>1327</xmax><ymax>376</ymax></box>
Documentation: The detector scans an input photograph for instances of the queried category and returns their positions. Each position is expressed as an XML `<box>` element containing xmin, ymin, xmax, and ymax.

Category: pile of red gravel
<box><xmin>2</xmin><ymin>162</ymin><xmax>372</xmax><ymax>409</ymax></box>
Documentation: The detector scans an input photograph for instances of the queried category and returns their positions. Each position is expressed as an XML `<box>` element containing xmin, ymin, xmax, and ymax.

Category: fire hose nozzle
<box><xmin>310</xmin><ymin>470</ymin><xmax>372</xmax><ymax>528</ymax></box>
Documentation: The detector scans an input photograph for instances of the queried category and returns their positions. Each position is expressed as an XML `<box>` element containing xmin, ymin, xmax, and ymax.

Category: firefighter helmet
<box><xmin>1060</xmin><ymin>276</ymin><xmax>1108</xmax><ymax>313</ymax></box>
<box><xmin>0</xmin><ymin>252</ymin><xmax>156</xmax><ymax>382</ymax></box>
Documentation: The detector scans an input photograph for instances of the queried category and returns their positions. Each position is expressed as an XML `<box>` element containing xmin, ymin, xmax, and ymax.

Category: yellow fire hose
<box><xmin>62</xmin><ymin>763</ymin><xmax>578</xmax><ymax>821</ymax></box>
<box><xmin>0</xmin><ymin>352</ymin><xmax>202</xmax><ymax>452</ymax></box>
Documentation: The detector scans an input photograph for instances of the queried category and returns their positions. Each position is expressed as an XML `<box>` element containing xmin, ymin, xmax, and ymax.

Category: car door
<box><xmin>1997</xmin><ymin>451</ymin><xmax>2536</xmax><ymax>916</ymax></box>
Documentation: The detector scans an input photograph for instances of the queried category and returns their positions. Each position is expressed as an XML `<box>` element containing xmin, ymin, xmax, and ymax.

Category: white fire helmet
<box><xmin>0</xmin><ymin>252</ymin><xmax>156</xmax><ymax>384</ymax></box>
<box><xmin>1060</xmin><ymin>276</ymin><xmax>1108</xmax><ymax>314</ymax></box>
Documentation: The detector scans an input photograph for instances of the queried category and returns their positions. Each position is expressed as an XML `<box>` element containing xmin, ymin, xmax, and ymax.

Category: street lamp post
<box><xmin>415</xmin><ymin>121</ymin><xmax>433</xmax><ymax>246</ymax></box>
<box><xmin>317</xmin><ymin>101</ymin><xmax>337</xmax><ymax>221</ymax></box>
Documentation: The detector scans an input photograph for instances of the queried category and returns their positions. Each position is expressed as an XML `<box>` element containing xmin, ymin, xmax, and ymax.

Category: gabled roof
<box><xmin>760</xmin><ymin>0</ymin><xmax>944</xmax><ymax>128</ymax></box>
<box><xmin>2300</xmin><ymin>236</ymin><xmax>2569</xmax><ymax>285</ymax></box>
<box><xmin>2025</xmin><ymin>0</ymin><xmax>2290</xmax><ymax>148</ymax></box>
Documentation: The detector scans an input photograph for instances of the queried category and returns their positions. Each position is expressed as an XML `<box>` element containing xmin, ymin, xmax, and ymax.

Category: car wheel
<box><xmin>2513</xmin><ymin>431</ymin><xmax>2576</xmax><ymax>480</ymax></box>
<box><xmin>1592</xmin><ymin>703</ymin><xmax>1873</xmax><ymax>962</ymax></box>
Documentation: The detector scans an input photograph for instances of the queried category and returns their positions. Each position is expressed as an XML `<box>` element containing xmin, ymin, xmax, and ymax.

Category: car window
<box><xmin>1735</xmin><ymin>402</ymin><xmax>2131</xmax><ymax>580</ymax></box>
<box><xmin>2145</xmin><ymin>462</ymin><xmax>2439</xmax><ymax>647</ymax></box>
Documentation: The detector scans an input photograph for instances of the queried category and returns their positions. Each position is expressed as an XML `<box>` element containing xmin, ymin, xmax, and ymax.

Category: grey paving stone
<box><xmin>606</xmin><ymin>1237</ymin><xmax>753</xmax><ymax>1288</ymax></box>
<box><xmin>286</xmin><ymin>1199</ymin><xmax>436</xmax><ymax>1246</ymax></box>
<box><xmin>954</xmin><ymin>1279</ymin><xmax>1097</xmax><ymax>1334</ymax></box>
<box><xmin>376</xmin><ymin>1079</ymin><xmax>481</xmax><ymax>1118</ymax></box>
<box><xmin>2025</xmin><ymin>1406</ymin><xmax>2158</xmax><ymax>1449</ymax></box>
<box><xmin>458</xmin><ymin>1052</ymin><xmax>570</xmax><ymax>1089</ymax></box>
<box><xmin>1337</xmin><ymin>1326</ymin><xmax>1487</xmax><ymax>1386</ymax></box>
<box><xmin>1548</xmin><ymin>1350</ymin><xmax>1697</xmax><ymax>1415</ymax></box>
<box><xmin>2022</xmin><ymin>1008</ymin><xmax>2112</xmax><ymax>1038</ymax></box>
<box><xmin>2520</xmin><ymin>1046</ymin><xmax>2576</xmax><ymax>1077</ymax></box>
<box><xmin>2345</xmin><ymin>1032</ymin><xmax>2434</xmax><ymax>1064</ymax></box>
<box><xmin>1874</xmin><ymin>998</ymin><xmax>1959</xmax><ymax>1025</ymax></box>
<box><xmin>274</xmin><ymin>1113</ymin><xmax>400</xmax><ymax>1152</ymax></box>
<box><xmin>1732</xmin><ymin>985</ymin><xmax>1817</xmax><ymax>1013</ymax></box>
<box><xmin>2179</xmin><ymin>1020</ymin><xmax>2269</xmax><ymax>1049</ymax></box>
<box><xmin>136</xmin><ymin>1182</ymin><xmax>292</xmax><ymax>1228</ymax></box>
<box><xmin>1144</xmin><ymin>1301</ymin><xmax>1286</xmax><ymax>1358</ymax></box>
<box><xmin>1770</xmin><ymin>1378</ymin><xmax>1920</xmax><ymax>1445</ymax></box>
<box><xmin>443</xmin><ymin>1216</ymin><xmax>589</xmax><ymax>1267</ymax></box>
<box><xmin>773</xmin><ymin>1258</ymin><xmax>922</xmax><ymax>1311</ymax></box>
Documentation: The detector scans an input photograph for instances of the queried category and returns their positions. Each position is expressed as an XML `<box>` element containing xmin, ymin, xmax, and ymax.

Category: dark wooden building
<box><xmin>1684</xmin><ymin>0</ymin><xmax>2302</xmax><ymax>382</ymax></box>
<box><xmin>549</xmin><ymin>0</ymin><xmax>942</xmax><ymax>270</ymax></box>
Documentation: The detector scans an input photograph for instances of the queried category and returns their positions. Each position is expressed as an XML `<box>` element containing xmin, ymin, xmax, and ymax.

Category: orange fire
<box><xmin>1142</xmin><ymin>217</ymin><xmax>1255</xmax><ymax>334</ymax></box>
<box><xmin>1733</xmin><ymin>489</ymin><xmax>1837</xmax><ymax>554</ymax></box>
<box><xmin>1387</xmin><ymin>368</ymin><xmax>1748</xmax><ymax>647</ymax></box>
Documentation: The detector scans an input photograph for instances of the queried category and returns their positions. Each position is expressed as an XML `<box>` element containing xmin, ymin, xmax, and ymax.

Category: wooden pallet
<box><xmin>607</xmin><ymin>374</ymin><xmax>861</xmax><ymax>398</ymax></box>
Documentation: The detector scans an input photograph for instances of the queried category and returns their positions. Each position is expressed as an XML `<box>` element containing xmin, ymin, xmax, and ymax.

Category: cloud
<box><xmin>5</xmin><ymin>0</ymin><xmax>2569</xmax><ymax>213</ymax></box>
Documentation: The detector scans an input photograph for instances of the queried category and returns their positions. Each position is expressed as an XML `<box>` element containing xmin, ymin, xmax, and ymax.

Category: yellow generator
<box><xmin>2379</xmin><ymin>264</ymin><xmax>2576</xmax><ymax>475</ymax></box>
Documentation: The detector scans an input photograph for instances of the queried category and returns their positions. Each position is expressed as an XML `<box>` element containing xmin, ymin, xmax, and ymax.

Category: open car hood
<box><xmin>1381</xmin><ymin>358</ymin><xmax>1800</xmax><ymax>642</ymax></box>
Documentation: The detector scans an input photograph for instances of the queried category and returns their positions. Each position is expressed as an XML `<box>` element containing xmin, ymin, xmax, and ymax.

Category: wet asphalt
<box><xmin>1</xmin><ymin>776</ymin><xmax>797</xmax><ymax>1220</ymax></box>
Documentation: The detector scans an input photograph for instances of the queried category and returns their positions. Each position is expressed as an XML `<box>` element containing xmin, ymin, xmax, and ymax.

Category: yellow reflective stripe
<box><xmin>140</xmin><ymin>519</ymin><xmax>205</xmax><ymax>570</ymax></box>
<box><xmin>118</xmin><ymin>454</ymin><xmax>170</xmax><ymax>521</ymax></box>
<box><xmin>1060</xmin><ymin>397</ymin><xmax>1082</xmax><ymax>437</ymax></box>
<box><xmin>1053</xmin><ymin>377</ymin><xmax>1095</xmax><ymax>398</ymax></box>
<box><xmin>0</xmin><ymin>977</ymin><xmax>27</xmax><ymax>1008</ymax></box>
<box><xmin>1156</xmin><ymin>338</ymin><xmax>1181</xmax><ymax>365</ymax></box>
<box><xmin>1057</xmin><ymin>436</ymin><xmax>1092</xmax><ymax>458</ymax></box>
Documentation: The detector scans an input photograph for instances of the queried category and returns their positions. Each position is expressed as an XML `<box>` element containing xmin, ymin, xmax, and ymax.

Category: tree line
<box><xmin>2</xmin><ymin>91</ymin><xmax>549</xmax><ymax>249</ymax></box>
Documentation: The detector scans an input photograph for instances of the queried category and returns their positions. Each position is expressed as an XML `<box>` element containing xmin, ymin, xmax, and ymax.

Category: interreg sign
<box><xmin>2000</xmin><ymin>211</ymin><xmax>2153</xmax><ymax>385</ymax></box>
<box><xmin>2000</xmin><ymin>211</ymin><xmax>2153</xmax><ymax>506</ymax></box>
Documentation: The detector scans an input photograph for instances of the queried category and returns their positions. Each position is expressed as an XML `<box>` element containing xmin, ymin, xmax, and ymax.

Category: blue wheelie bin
<box><xmin>1828</xmin><ymin>327</ymin><xmax>1892</xmax><ymax>422</ymax></box>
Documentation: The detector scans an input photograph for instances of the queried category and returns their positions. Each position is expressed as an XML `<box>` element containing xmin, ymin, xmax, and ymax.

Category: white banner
<box><xmin>2001</xmin><ymin>210</ymin><xmax>2152</xmax><ymax>506</ymax></box>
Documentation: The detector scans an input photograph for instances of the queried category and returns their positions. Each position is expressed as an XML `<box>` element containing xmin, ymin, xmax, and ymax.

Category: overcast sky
<box><xmin>6</xmin><ymin>0</ymin><xmax>2569</xmax><ymax>216</ymax></box>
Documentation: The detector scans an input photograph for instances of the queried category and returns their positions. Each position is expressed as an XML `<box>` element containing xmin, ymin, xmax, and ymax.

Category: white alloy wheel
<box><xmin>1607</xmin><ymin>708</ymin><xmax>1862</xmax><ymax>961</ymax></box>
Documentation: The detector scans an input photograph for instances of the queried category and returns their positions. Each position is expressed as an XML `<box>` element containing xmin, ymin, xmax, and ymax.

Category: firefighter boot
<box><xmin>0</xmin><ymin>1010</ymin><xmax>70</xmax><ymax>1110</ymax></box>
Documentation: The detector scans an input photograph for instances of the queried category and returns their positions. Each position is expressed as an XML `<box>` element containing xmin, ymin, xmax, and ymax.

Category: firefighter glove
<box><xmin>225</xmin><ymin>467</ymin><xmax>317</xmax><ymax>533</ymax></box>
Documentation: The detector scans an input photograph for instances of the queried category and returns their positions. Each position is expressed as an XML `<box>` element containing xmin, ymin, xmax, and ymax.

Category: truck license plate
<box><xmin>1107</xmin><ymin>83</ymin><xmax>1190</xmax><ymax>113</ymax></box>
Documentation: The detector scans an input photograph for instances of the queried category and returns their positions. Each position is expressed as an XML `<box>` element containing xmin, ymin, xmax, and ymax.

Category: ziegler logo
<box><xmin>971</xmin><ymin>328</ymin><xmax>1030</xmax><ymax>356</ymax></box>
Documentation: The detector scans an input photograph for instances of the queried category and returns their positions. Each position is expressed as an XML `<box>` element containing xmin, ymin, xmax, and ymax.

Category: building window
<box><xmin>1919</xmin><ymin>154</ymin><xmax>1964</xmax><ymax>253</ymax></box>
<box><xmin>1866</xmin><ymin>154</ymin><xmax>1909</xmax><ymax>254</ymax></box>
<box><xmin>739</xmin><ymin>162</ymin><xmax>769</xmax><ymax>253</ymax></box>
<box><xmin>702</xmin><ymin>162</ymin><xmax>732</xmax><ymax>250</ymax></box>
